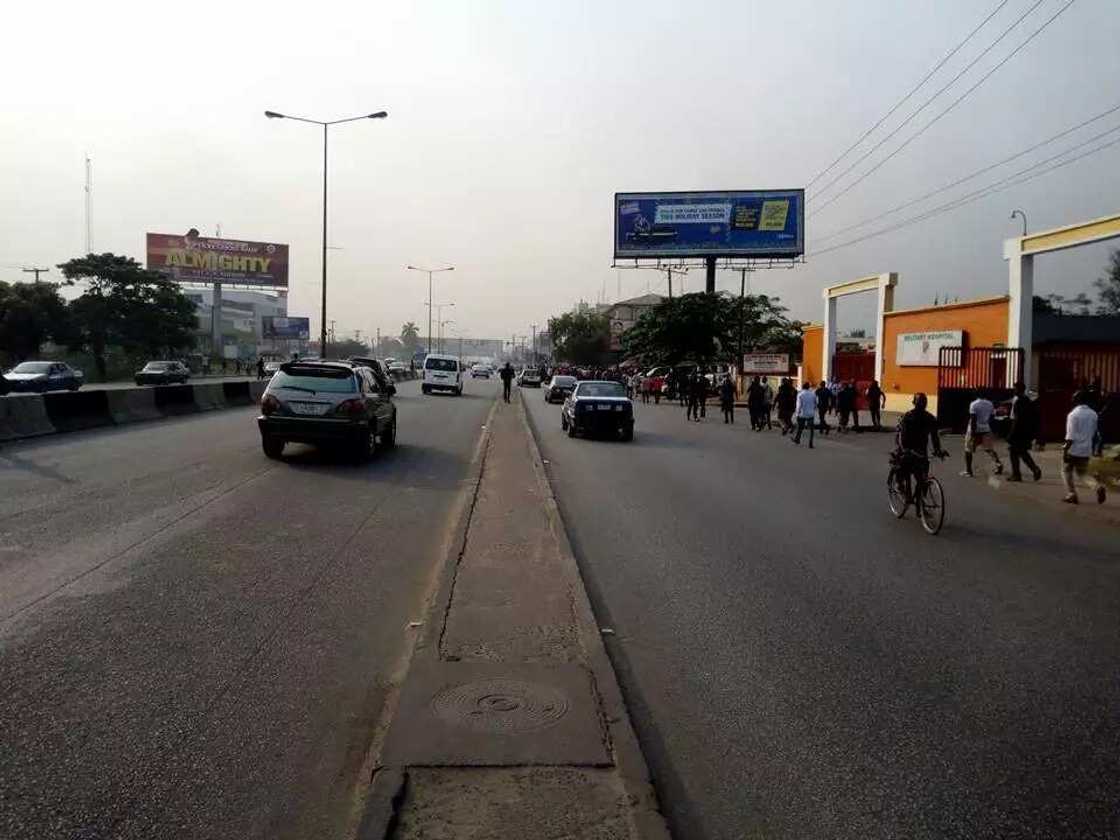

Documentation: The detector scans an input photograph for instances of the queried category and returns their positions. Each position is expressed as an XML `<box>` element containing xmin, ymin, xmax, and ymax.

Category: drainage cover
<box><xmin>431</xmin><ymin>678</ymin><xmax>570</xmax><ymax>733</ymax></box>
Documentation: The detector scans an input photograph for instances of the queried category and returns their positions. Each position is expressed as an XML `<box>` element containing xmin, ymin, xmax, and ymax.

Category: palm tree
<box><xmin>400</xmin><ymin>321</ymin><xmax>421</xmax><ymax>351</ymax></box>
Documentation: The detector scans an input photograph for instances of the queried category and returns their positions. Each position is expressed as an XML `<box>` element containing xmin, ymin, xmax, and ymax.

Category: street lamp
<box><xmin>1010</xmin><ymin>209</ymin><xmax>1028</xmax><ymax>237</ymax></box>
<box><xmin>408</xmin><ymin>265</ymin><xmax>455</xmax><ymax>354</ymax></box>
<box><xmin>264</xmin><ymin>108</ymin><xmax>388</xmax><ymax>354</ymax></box>
<box><xmin>439</xmin><ymin>319</ymin><xmax>455</xmax><ymax>352</ymax></box>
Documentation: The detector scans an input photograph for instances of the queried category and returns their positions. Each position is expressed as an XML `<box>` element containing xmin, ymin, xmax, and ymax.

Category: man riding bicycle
<box><xmin>893</xmin><ymin>393</ymin><xmax>947</xmax><ymax>487</ymax></box>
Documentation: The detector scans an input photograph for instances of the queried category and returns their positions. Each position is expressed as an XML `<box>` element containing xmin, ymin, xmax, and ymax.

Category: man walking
<box><xmin>761</xmin><ymin>376</ymin><xmax>774</xmax><ymax>430</ymax></box>
<box><xmin>814</xmin><ymin>380</ymin><xmax>833</xmax><ymax>435</ymax></box>
<box><xmin>792</xmin><ymin>381</ymin><xmax>818</xmax><ymax>447</ymax></box>
<box><xmin>719</xmin><ymin>374</ymin><xmax>735</xmax><ymax>424</ymax></box>
<box><xmin>962</xmin><ymin>390</ymin><xmax>1003</xmax><ymax>477</ymax></box>
<box><xmin>776</xmin><ymin>378</ymin><xmax>797</xmax><ymax>435</ymax></box>
<box><xmin>1006</xmin><ymin>381</ymin><xmax>1042</xmax><ymax>482</ymax></box>
<box><xmin>747</xmin><ymin>375</ymin><xmax>764</xmax><ymax>430</ymax></box>
<box><xmin>866</xmin><ymin>379</ymin><xmax>886</xmax><ymax>430</ymax></box>
<box><xmin>500</xmin><ymin>361</ymin><xmax>515</xmax><ymax>403</ymax></box>
<box><xmin>836</xmin><ymin>381</ymin><xmax>854</xmax><ymax>433</ymax></box>
<box><xmin>686</xmin><ymin>372</ymin><xmax>705</xmax><ymax>421</ymax></box>
<box><xmin>256</xmin><ymin>356</ymin><xmax>266</xmax><ymax>380</ymax></box>
<box><xmin>1062</xmin><ymin>392</ymin><xmax>1106</xmax><ymax>504</ymax></box>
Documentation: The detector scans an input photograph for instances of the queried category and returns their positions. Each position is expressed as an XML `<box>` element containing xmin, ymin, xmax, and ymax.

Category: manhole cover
<box><xmin>431</xmin><ymin>678</ymin><xmax>570</xmax><ymax>733</ymax></box>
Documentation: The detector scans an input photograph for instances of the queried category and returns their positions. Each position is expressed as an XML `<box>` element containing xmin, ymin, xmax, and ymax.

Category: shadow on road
<box><xmin>0</xmin><ymin>451</ymin><xmax>76</xmax><ymax>484</ymax></box>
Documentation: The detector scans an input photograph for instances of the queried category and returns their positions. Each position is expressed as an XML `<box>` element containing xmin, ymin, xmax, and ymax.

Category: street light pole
<box><xmin>264</xmin><ymin>108</ymin><xmax>388</xmax><ymax>355</ymax></box>
<box><xmin>407</xmin><ymin>265</ymin><xmax>454</xmax><ymax>354</ymax></box>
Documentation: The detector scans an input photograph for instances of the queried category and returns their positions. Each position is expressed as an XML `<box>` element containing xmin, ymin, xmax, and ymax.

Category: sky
<box><xmin>2</xmin><ymin>0</ymin><xmax>1118</xmax><ymax>342</ymax></box>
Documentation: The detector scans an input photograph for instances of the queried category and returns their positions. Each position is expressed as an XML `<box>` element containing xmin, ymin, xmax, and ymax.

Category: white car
<box><xmin>519</xmin><ymin>369</ymin><xmax>543</xmax><ymax>388</ymax></box>
<box><xmin>471</xmin><ymin>364</ymin><xmax>492</xmax><ymax>379</ymax></box>
<box><xmin>422</xmin><ymin>353</ymin><xmax>464</xmax><ymax>395</ymax></box>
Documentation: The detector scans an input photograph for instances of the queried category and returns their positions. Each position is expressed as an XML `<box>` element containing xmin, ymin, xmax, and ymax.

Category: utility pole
<box><xmin>376</xmin><ymin>327</ymin><xmax>381</xmax><ymax>355</ymax></box>
<box><xmin>531</xmin><ymin>324</ymin><xmax>537</xmax><ymax>364</ymax></box>
<box><xmin>22</xmin><ymin>267</ymin><xmax>49</xmax><ymax>283</ymax></box>
<box><xmin>737</xmin><ymin>266</ymin><xmax>752</xmax><ymax>378</ymax></box>
<box><xmin>84</xmin><ymin>155</ymin><xmax>93</xmax><ymax>254</ymax></box>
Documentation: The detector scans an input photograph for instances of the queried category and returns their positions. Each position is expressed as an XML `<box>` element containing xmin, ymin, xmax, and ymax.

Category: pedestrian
<box><xmin>500</xmin><ymin>361</ymin><xmax>515</xmax><ymax>402</ymax></box>
<box><xmin>814</xmin><ymin>380</ymin><xmax>833</xmax><ymax>434</ymax></box>
<box><xmin>719</xmin><ymin>374</ymin><xmax>735</xmax><ymax>424</ymax></box>
<box><xmin>746</xmin><ymin>375</ymin><xmax>764</xmax><ymax>430</ymax></box>
<box><xmin>792</xmin><ymin>381</ymin><xmax>817</xmax><ymax>447</ymax></box>
<box><xmin>828</xmin><ymin>378</ymin><xmax>842</xmax><ymax>415</ymax></box>
<box><xmin>776</xmin><ymin>377</ymin><xmax>797</xmax><ymax>435</ymax></box>
<box><xmin>849</xmin><ymin>382</ymin><xmax>862</xmax><ymax>431</ymax></box>
<box><xmin>836</xmin><ymin>381</ymin><xmax>854</xmax><ymax>432</ymax></box>
<box><xmin>1062</xmin><ymin>392</ymin><xmax>1106</xmax><ymax>504</ymax></box>
<box><xmin>866</xmin><ymin>379</ymin><xmax>886</xmax><ymax>430</ymax></box>
<box><xmin>256</xmin><ymin>357</ymin><xmax>265</xmax><ymax>380</ymax></box>
<box><xmin>761</xmin><ymin>376</ymin><xmax>774</xmax><ymax>430</ymax></box>
<box><xmin>962</xmin><ymin>390</ymin><xmax>1004</xmax><ymax>477</ymax></box>
<box><xmin>686</xmin><ymin>372</ymin><xmax>703</xmax><ymax>421</ymax></box>
<box><xmin>1006</xmin><ymin>381</ymin><xmax>1043</xmax><ymax>482</ymax></box>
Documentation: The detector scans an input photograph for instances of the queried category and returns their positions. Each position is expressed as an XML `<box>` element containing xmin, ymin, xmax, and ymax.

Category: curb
<box><xmin>519</xmin><ymin>393</ymin><xmax>672</xmax><ymax>840</ymax></box>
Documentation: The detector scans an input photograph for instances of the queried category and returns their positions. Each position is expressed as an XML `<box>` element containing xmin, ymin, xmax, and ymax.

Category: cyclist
<box><xmin>893</xmin><ymin>392</ymin><xmax>947</xmax><ymax>491</ymax></box>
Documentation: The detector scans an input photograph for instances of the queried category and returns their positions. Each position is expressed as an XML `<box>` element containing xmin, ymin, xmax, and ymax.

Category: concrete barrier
<box><xmin>192</xmin><ymin>382</ymin><xmax>227</xmax><ymax>411</ymax></box>
<box><xmin>222</xmin><ymin>381</ymin><xmax>253</xmax><ymax>406</ymax></box>
<box><xmin>153</xmin><ymin>384</ymin><xmax>198</xmax><ymax>416</ymax></box>
<box><xmin>43</xmin><ymin>390</ymin><xmax>113</xmax><ymax>433</ymax></box>
<box><xmin>248</xmin><ymin>381</ymin><xmax>268</xmax><ymax>403</ymax></box>
<box><xmin>0</xmin><ymin>395</ymin><xmax>56</xmax><ymax>441</ymax></box>
<box><xmin>106</xmin><ymin>388</ymin><xmax>161</xmax><ymax>425</ymax></box>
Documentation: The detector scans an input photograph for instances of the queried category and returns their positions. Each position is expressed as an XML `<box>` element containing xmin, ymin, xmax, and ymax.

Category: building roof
<box><xmin>613</xmin><ymin>293</ymin><xmax>665</xmax><ymax>307</ymax></box>
<box><xmin>1033</xmin><ymin>313</ymin><xmax>1120</xmax><ymax>345</ymax></box>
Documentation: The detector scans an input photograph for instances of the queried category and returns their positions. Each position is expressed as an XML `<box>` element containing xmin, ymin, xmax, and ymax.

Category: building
<box><xmin>604</xmin><ymin>293</ymin><xmax>664</xmax><ymax>352</ymax></box>
<box><xmin>185</xmin><ymin>288</ymin><xmax>292</xmax><ymax>359</ymax></box>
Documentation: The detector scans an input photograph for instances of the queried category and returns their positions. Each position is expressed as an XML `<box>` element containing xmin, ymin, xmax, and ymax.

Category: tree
<box><xmin>622</xmin><ymin>292</ymin><xmax>799</xmax><ymax>366</ymax></box>
<box><xmin>1095</xmin><ymin>249</ymin><xmax>1120</xmax><ymax>314</ymax></box>
<box><xmin>326</xmin><ymin>338</ymin><xmax>370</xmax><ymax>358</ymax></box>
<box><xmin>0</xmin><ymin>281</ymin><xmax>71</xmax><ymax>363</ymax></box>
<box><xmin>57</xmin><ymin>253</ymin><xmax>197</xmax><ymax>379</ymax></box>
<box><xmin>547</xmin><ymin>310</ymin><xmax>610</xmax><ymax>365</ymax></box>
<box><xmin>400</xmin><ymin>321</ymin><xmax>421</xmax><ymax>354</ymax></box>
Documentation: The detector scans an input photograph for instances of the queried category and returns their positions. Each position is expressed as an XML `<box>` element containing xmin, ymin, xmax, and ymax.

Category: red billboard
<box><xmin>146</xmin><ymin>232</ymin><xmax>289</xmax><ymax>287</ymax></box>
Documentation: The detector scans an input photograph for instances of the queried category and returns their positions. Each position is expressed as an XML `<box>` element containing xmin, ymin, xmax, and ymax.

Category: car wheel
<box><xmin>621</xmin><ymin>425</ymin><xmax>634</xmax><ymax>442</ymax></box>
<box><xmin>422</xmin><ymin>385</ymin><xmax>431</xmax><ymax>395</ymax></box>
<box><xmin>354</xmin><ymin>424</ymin><xmax>377</xmax><ymax>462</ymax></box>
<box><xmin>262</xmin><ymin>435</ymin><xmax>285</xmax><ymax>459</ymax></box>
<box><xmin>382</xmin><ymin>416</ymin><xmax>397</xmax><ymax>449</ymax></box>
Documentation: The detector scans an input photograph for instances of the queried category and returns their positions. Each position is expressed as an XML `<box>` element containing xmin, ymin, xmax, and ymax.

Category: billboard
<box><xmin>897</xmin><ymin>330</ymin><xmax>964</xmax><ymax>366</ymax></box>
<box><xmin>147</xmin><ymin>232</ymin><xmax>289</xmax><ymax>287</ymax></box>
<box><xmin>742</xmin><ymin>353</ymin><xmax>791</xmax><ymax>374</ymax></box>
<box><xmin>614</xmin><ymin>190</ymin><xmax>804</xmax><ymax>259</ymax></box>
<box><xmin>262</xmin><ymin>316</ymin><xmax>310</xmax><ymax>340</ymax></box>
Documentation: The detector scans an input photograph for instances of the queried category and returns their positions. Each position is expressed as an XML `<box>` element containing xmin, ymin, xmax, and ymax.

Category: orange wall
<box><xmin>881</xmin><ymin>297</ymin><xmax>1009</xmax><ymax>404</ymax></box>
<box><xmin>801</xmin><ymin>324</ymin><xmax>823</xmax><ymax>385</ymax></box>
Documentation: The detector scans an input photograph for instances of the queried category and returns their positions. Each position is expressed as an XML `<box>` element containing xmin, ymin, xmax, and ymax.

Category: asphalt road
<box><xmin>0</xmin><ymin>378</ymin><xmax>498</xmax><ymax>840</ymax></box>
<box><xmin>524</xmin><ymin>389</ymin><xmax>1120</xmax><ymax>840</ymax></box>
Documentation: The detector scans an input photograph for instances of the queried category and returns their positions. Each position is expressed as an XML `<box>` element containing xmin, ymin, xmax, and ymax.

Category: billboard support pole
<box><xmin>212</xmin><ymin>280</ymin><xmax>222</xmax><ymax>357</ymax></box>
<box><xmin>321</xmin><ymin>123</ymin><xmax>329</xmax><ymax>357</ymax></box>
<box><xmin>705</xmin><ymin>256</ymin><xmax>716</xmax><ymax>294</ymax></box>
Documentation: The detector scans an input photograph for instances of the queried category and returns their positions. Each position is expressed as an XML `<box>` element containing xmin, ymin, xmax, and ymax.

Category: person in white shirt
<box><xmin>792</xmin><ymin>381</ymin><xmax>818</xmax><ymax>448</ymax></box>
<box><xmin>962</xmin><ymin>392</ymin><xmax>1004</xmax><ymax>477</ymax></box>
<box><xmin>1062</xmin><ymin>394</ymin><xmax>1106</xmax><ymax>504</ymax></box>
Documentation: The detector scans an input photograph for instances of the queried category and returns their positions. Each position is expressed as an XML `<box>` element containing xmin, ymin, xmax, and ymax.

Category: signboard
<box><xmin>742</xmin><ymin>353</ymin><xmax>790</xmax><ymax>374</ymax></box>
<box><xmin>262</xmin><ymin>316</ymin><xmax>310</xmax><ymax>340</ymax></box>
<box><xmin>615</xmin><ymin>190</ymin><xmax>804</xmax><ymax>259</ymax></box>
<box><xmin>147</xmin><ymin>232</ymin><xmax>289</xmax><ymax>287</ymax></box>
<box><xmin>897</xmin><ymin>330</ymin><xmax>964</xmax><ymax>366</ymax></box>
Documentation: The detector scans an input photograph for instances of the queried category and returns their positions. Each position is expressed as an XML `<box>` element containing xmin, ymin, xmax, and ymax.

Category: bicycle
<box><xmin>887</xmin><ymin>449</ymin><xmax>948</xmax><ymax>535</ymax></box>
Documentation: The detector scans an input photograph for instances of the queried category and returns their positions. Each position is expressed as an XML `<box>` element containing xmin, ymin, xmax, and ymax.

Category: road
<box><xmin>524</xmin><ymin>388</ymin><xmax>1120</xmax><ymax>840</ymax></box>
<box><xmin>0</xmin><ymin>378</ymin><xmax>498</xmax><ymax>840</ymax></box>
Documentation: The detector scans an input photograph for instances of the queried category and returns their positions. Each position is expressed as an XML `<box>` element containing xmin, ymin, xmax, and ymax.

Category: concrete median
<box><xmin>222</xmin><ymin>381</ymin><xmax>253</xmax><ymax>406</ymax></box>
<box><xmin>43</xmin><ymin>390</ymin><xmax>113</xmax><ymax>434</ymax></box>
<box><xmin>0</xmin><ymin>395</ymin><xmax>56</xmax><ymax>442</ymax></box>
<box><xmin>105</xmin><ymin>388</ymin><xmax>161</xmax><ymax>425</ymax></box>
<box><xmin>153</xmin><ymin>384</ymin><xmax>198</xmax><ymax>416</ymax></box>
<box><xmin>248</xmin><ymin>381</ymin><xmax>267</xmax><ymax>402</ymax></box>
<box><xmin>191</xmin><ymin>382</ymin><xmax>227</xmax><ymax>411</ymax></box>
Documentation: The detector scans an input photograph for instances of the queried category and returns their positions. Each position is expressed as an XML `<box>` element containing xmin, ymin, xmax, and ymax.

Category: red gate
<box><xmin>1037</xmin><ymin>348</ymin><xmax>1120</xmax><ymax>441</ymax></box>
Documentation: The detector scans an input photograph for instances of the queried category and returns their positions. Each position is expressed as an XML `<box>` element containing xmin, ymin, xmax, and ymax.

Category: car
<box><xmin>561</xmin><ymin>380</ymin><xmax>634</xmax><ymax>441</ymax></box>
<box><xmin>134</xmin><ymin>360</ymin><xmax>190</xmax><ymax>386</ymax></box>
<box><xmin>386</xmin><ymin>360</ymin><xmax>409</xmax><ymax>380</ymax></box>
<box><xmin>257</xmin><ymin>360</ymin><xmax>397</xmax><ymax>461</ymax></box>
<box><xmin>519</xmin><ymin>368</ymin><xmax>543</xmax><ymax>388</ymax></box>
<box><xmin>544</xmin><ymin>375</ymin><xmax>577</xmax><ymax>403</ymax></box>
<box><xmin>349</xmin><ymin>357</ymin><xmax>397</xmax><ymax>394</ymax></box>
<box><xmin>264</xmin><ymin>361</ymin><xmax>282</xmax><ymax>378</ymax></box>
<box><xmin>422</xmin><ymin>353</ymin><xmax>464</xmax><ymax>395</ymax></box>
<box><xmin>4</xmin><ymin>361</ymin><xmax>84</xmax><ymax>393</ymax></box>
<box><xmin>471</xmin><ymin>363</ymin><xmax>493</xmax><ymax>379</ymax></box>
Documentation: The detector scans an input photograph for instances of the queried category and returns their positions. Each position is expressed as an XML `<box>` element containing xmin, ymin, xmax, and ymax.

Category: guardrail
<box><xmin>0</xmin><ymin>379</ymin><xmax>266</xmax><ymax>444</ymax></box>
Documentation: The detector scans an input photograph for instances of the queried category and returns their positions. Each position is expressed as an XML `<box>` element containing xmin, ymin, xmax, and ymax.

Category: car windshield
<box><xmin>576</xmin><ymin>382</ymin><xmax>626</xmax><ymax>398</ymax></box>
<box><xmin>271</xmin><ymin>368</ymin><xmax>356</xmax><ymax>393</ymax></box>
<box><xmin>426</xmin><ymin>358</ymin><xmax>458</xmax><ymax>371</ymax></box>
<box><xmin>552</xmin><ymin>377</ymin><xmax>576</xmax><ymax>386</ymax></box>
<box><xmin>143</xmin><ymin>362</ymin><xmax>170</xmax><ymax>371</ymax></box>
<box><xmin>12</xmin><ymin>362</ymin><xmax>52</xmax><ymax>374</ymax></box>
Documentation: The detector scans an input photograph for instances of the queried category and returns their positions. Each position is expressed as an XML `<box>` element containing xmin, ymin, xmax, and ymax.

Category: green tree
<box><xmin>400</xmin><ymin>321</ymin><xmax>421</xmax><ymax>353</ymax></box>
<box><xmin>622</xmin><ymin>292</ymin><xmax>799</xmax><ymax>366</ymax></box>
<box><xmin>0</xmin><ymin>280</ymin><xmax>71</xmax><ymax>364</ymax></box>
<box><xmin>326</xmin><ymin>338</ymin><xmax>370</xmax><ymax>358</ymax></box>
<box><xmin>57</xmin><ymin>253</ymin><xmax>197</xmax><ymax>380</ymax></box>
<box><xmin>547</xmin><ymin>310</ymin><xmax>610</xmax><ymax>365</ymax></box>
<box><xmin>1095</xmin><ymin>249</ymin><xmax>1120</xmax><ymax>314</ymax></box>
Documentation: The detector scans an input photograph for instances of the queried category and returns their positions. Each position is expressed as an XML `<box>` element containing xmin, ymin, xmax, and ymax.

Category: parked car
<box><xmin>519</xmin><ymin>368</ymin><xmax>543</xmax><ymax>388</ymax></box>
<box><xmin>561</xmin><ymin>380</ymin><xmax>634</xmax><ymax>441</ymax></box>
<box><xmin>257</xmin><ymin>360</ymin><xmax>397</xmax><ymax>461</ymax></box>
<box><xmin>4</xmin><ymin>361</ymin><xmax>84</xmax><ymax>393</ymax></box>
<box><xmin>134</xmin><ymin>360</ymin><xmax>190</xmax><ymax>386</ymax></box>
<box><xmin>471</xmin><ymin>363</ymin><xmax>493</xmax><ymax>379</ymax></box>
<box><xmin>544</xmin><ymin>375</ymin><xmax>578</xmax><ymax>403</ymax></box>
<box><xmin>422</xmin><ymin>353</ymin><xmax>463</xmax><ymax>395</ymax></box>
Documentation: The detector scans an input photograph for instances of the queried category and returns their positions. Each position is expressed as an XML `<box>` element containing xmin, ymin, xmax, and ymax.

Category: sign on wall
<box><xmin>742</xmin><ymin>353</ymin><xmax>790</xmax><ymax>374</ymax></box>
<box><xmin>897</xmin><ymin>330</ymin><xmax>964</xmax><ymax>366</ymax></box>
<box><xmin>615</xmin><ymin>190</ymin><xmax>804</xmax><ymax>259</ymax></box>
<box><xmin>147</xmin><ymin>232</ymin><xmax>289</xmax><ymax>287</ymax></box>
<box><xmin>262</xmin><ymin>316</ymin><xmax>310</xmax><ymax>340</ymax></box>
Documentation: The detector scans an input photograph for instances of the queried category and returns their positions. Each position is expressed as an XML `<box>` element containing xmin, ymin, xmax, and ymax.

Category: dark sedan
<box><xmin>561</xmin><ymin>380</ymin><xmax>634</xmax><ymax>441</ymax></box>
<box><xmin>544</xmin><ymin>375</ymin><xmax>577</xmax><ymax>403</ymax></box>
<box><xmin>258</xmin><ymin>361</ymin><xmax>397</xmax><ymax>461</ymax></box>
<box><xmin>4</xmin><ymin>361</ymin><xmax>84</xmax><ymax>393</ymax></box>
<box><xmin>134</xmin><ymin>361</ymin><xmax>191</xmax><ymax>385</ymax></box>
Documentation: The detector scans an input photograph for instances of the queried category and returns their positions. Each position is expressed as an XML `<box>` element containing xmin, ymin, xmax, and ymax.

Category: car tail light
<box><xmin>261</xmin><ymin>394</ymin><xmax>280</xmax><ymax>415</ymax></box>
<box><xmin>335</xmin><ymin>398</ymin><xmax>365</xmax><ymax>417</ymax></box>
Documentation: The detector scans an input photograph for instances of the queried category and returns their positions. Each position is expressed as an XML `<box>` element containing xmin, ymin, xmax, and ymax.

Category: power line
<box><xmin>805</xmin><ymin>0</ymin><xmax>1010</xmax><ymax>189</ymax></box>
<box><xmin>811</xmin><ymin>0</ymin><xmax>1078</xmax><ymax>215</ymax></box>
<box><xmin>809</xmin><ymin>132</ymin><xmax>1120</xmax><ymax>257</ymax></box>
<box><xmin>813</xmin><ymin>104</ymin><xmax>1120</xmax><ymax>243</ymax></box>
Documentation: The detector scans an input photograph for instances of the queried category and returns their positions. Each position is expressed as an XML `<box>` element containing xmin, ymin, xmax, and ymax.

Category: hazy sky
<box><xmin>2</xmin><ymin>0</ymin><xmax>1118</xmax><ymax>340</ymax></box>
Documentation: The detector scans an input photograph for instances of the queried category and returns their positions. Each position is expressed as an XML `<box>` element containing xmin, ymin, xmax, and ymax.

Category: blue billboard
<box><xmin>262</xmin><ymin>316</ymin><xmax>310</xmax><ymax>340</ymax></box>
<box><xmin>614</xmin><ymin>189</ymin><xmax>804</xmax><ymax>259</ymax></box>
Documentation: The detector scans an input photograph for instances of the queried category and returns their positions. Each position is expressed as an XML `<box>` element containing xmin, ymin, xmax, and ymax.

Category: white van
<box><xmin>421</xmin><ymin>353</ymin><xmax>463</xmax><ymax>396</ymax></box>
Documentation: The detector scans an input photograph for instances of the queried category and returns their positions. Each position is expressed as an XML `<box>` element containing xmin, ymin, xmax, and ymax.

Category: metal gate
<box><xmin>1037</xmin><ymin>348</ymin><xmax>1120</xmax><ymax>441</ymax></box>
<box><xmin>936</xmin><ymin>346</ymin><xmax>1023</xmax><ymax>432</ymax></box>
